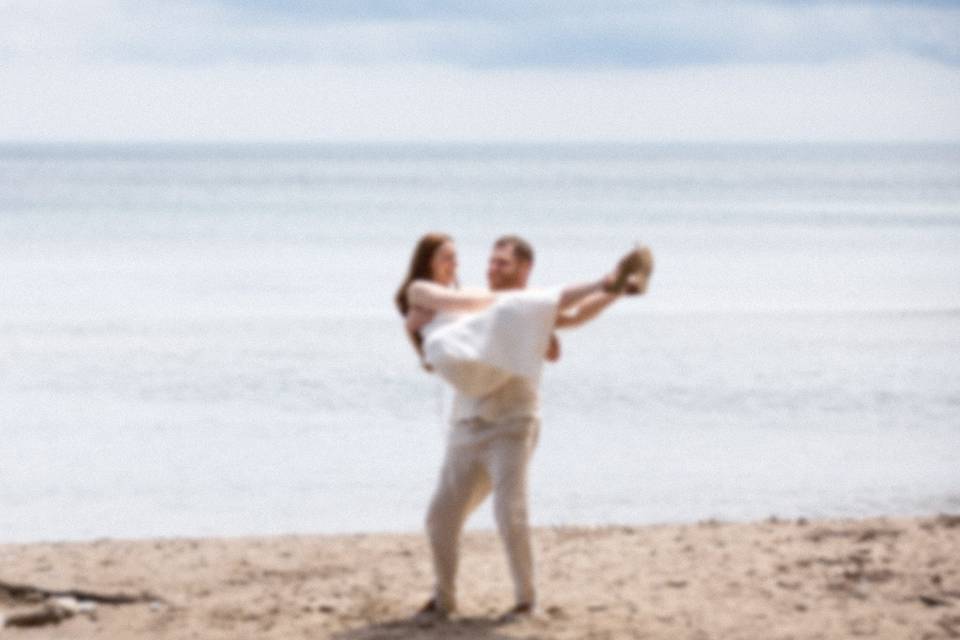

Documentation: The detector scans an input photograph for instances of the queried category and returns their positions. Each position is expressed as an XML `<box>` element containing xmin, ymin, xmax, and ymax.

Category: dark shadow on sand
<box><xmin>331</xmin><ymin>614</ymin><xmax>526</xmax><ymax>640</ymax></box>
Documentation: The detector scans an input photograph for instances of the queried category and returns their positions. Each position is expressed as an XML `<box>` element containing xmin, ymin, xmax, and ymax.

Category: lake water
<box><xmin>1</xmin><ymin>143</ymin><xmax>959</xmax><ymax>543</ymax></box>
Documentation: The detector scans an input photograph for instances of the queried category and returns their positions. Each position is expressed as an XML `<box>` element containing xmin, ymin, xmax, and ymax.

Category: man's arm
<box><xmin>554</xmin><ymin>291</ymin><xmax>620</xmax><ymax>329</ymax></box>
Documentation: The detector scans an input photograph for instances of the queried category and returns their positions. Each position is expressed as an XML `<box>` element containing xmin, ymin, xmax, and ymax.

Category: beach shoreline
<box><xmin>2</xmin><ymin>514</ymin><xmax>958</xmax><ymax>639</ymax></box>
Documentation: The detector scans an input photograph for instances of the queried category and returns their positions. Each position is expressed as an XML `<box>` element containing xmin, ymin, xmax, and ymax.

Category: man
<box><xmin>416</xmin><ymin>235</ymin><xmax>633</xmax><ymax>620</ymax></box>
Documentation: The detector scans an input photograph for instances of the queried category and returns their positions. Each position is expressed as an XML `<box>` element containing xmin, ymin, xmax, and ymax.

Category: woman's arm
<box><xmin>407</xmin><ymin>281</ymin><xmax>496</xmax><ymax>313</ymax></box>
<box><xmin>554</xmin><ymin>291</ymin><xmax>619</xmax><ymax>329</ymax></box>
<box><xmin>403</xmin><ymin>305</ymin><xmax>432</xmax><ymax>359</ymax></box>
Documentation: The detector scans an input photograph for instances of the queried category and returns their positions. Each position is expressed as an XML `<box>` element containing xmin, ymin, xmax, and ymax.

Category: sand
<box><xmin>1</xmin><ymin>515</ymin><xmax>959</xmax><ymax>639</ymax></box>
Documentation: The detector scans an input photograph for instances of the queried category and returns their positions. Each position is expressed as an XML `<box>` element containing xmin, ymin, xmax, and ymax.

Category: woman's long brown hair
<box><xmin>395</xmin><ymin>232</ymin><xmax>452</xmax><ymax>316</ymax></box>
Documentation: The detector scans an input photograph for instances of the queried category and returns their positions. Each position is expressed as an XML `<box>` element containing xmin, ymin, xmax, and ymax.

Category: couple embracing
<box><xmin>394</xmin><ymin>233</ymin><xmax>654</xmax><ymax>620</ymax></box>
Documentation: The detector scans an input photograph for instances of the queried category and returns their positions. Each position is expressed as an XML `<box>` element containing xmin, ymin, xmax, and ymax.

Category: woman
<box><xmin>395</xmin><ymin>233</ymin><xmax>652</xmax><ymax>398</ymax></box>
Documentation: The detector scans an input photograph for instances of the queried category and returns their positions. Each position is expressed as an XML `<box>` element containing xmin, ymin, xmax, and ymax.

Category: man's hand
<box><xmin>545</xmin><ymin>333</ymin><xmax>561</xmax><ymax>362</ymax></box>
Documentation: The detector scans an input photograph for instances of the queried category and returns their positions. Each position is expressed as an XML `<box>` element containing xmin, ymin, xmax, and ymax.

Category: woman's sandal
<box><xmin>604</xmin><ymin>246</ymin><xmax>653</xmax><ymax>294</ymax></box>
<box><xmin>623</xmin><ymin>273</ymin><xmax>646</xmax><ymax>295</ymax></box>
<box><xmin>626</xmin><ymin>246</ymin><xmax>655</xmax><ymax>295</ymax></box>
<box><xmin>603</xmin><ymin>248</ymin><xmax>643</xmax><ymax>293</ymax></box>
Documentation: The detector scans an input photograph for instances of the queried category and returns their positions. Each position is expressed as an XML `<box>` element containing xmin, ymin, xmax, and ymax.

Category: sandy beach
<box><xmin>1</xmin><ymin>515</ymin><xmax>958</xmax><ymax>639</ymax></box>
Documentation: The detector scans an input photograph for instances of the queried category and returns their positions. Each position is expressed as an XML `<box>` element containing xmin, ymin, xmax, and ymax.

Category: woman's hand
<box><xmin>405</xmin><ymin>305</ymin><xmax>435</xmax><ymax>335</ymax></box>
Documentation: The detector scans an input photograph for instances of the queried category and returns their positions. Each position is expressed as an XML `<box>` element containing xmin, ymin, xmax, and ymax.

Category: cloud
<box><xmin>0</xmin><ymin>1</ymin><xmax>958</xmax><ymax>141</ymax></box>
<box><xmin>180</xmin><ymin>1</ymin><xmax>960</xmax><ymax>67</ymax></box>
<box><xmin>1</xmin><ymin>1</ymin><xmax>959</xmax><ymax>68</ymax></box>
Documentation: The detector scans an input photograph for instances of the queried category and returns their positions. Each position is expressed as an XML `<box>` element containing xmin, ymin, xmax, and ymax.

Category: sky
<box><xmin>2</xmin><ymin>0</ymin><xmax>960</xmax><ymax>142</ymax></box>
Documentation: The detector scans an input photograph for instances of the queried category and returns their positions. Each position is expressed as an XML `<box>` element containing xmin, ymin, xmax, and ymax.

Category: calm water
<box><xmin>1</xmin><ymin>143</ymin><xmax>959</xmax><ymax>543</ymax></box>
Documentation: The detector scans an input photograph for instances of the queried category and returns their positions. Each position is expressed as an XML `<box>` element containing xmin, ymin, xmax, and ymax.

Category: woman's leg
<box><xmin>556</xmin><ymin>279</ymin><xmax>608</xmax><ymax>311</ymax></box>
<box><xmin>555</xmin><ymin>246</ymin><xmax>652</xmax><ymax>311</ymax></box>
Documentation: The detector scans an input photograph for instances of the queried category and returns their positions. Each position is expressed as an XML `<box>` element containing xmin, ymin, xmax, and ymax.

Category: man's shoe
<box><xmin>413</xmin><ymin>597</ymin><xmax>449</xmax><ymax>623</ymax></box>
<box><xmin>497</xmin><ymin>602</ymin><xmax>536</xmax><ymax>623</ymax></box>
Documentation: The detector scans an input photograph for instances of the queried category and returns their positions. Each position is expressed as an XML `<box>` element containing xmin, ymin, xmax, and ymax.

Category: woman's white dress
<box><xmin>421</xmin><ymin>289</ymin><xmax>560</xmax><ymax>398</ymax></box>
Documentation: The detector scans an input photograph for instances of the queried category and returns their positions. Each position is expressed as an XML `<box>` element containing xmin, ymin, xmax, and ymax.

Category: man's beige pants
<box><xmin>426</xmin><ymin>415</ymin><xmax>540</xmax><ymax>613</ymax></box>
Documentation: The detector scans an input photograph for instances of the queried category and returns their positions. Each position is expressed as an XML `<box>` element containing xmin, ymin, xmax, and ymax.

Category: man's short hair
<box><xmin>494</xmin><ymin>235</ymin><xmax>534</xmax><ymax>264</ymax></box>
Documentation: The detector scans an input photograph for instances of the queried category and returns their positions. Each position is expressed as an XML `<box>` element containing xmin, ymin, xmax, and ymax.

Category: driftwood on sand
<box><xmin>0</xmin><ymin>579</ymin><xmax>163</xmax><ymax>628</ymax></box>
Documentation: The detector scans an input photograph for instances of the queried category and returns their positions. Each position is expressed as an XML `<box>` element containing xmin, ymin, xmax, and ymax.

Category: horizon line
<box><xmin>2</xmin><ymin>138</ymin><xmax>959</xmax><ymax>147</ymax></box>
